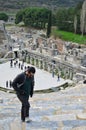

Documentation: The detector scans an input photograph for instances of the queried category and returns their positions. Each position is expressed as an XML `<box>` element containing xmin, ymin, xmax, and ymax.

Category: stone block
<box><xmin>76</xmin><ymin>113</ymin><xmax>86</xmax><ymax>120</ymax></box>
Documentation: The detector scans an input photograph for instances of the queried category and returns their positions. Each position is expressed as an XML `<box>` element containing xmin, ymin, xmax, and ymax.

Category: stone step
<box><xmin>41</xmin><ymin>114</ymin><xmax>76</xmax><ymax>121</ymax></box>
<box><xmin>76</xmin><ymin>113</ymin><xmax>86</xmax><ymax>120</ymax></box>
<box><xmin>0</xmin><ymin>83</ymin><xmax>86</xmax><ymax>129</ymax></box>
<box><xmin>12</xmin><ymin>118</ymin><xmax>86</xmax><ymax>130</ymax></box>
<box><xmin>72</xmin><ymin>126</ymin><xmax>86</xmax><ymax>130</ymax></box>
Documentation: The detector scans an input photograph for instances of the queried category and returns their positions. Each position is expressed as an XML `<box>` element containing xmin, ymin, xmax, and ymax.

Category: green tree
<box><xmin>74</xmin><ymin>2</ymin><xmax>83</xmax><ymax>34</ymax></box>
<box><xmin>15</xmin><ymin>7</ymin><xmax>51</xmax><ymax>29</ymax></box>
<box><xmin>24</xmin><ymin>7</ymin><xmax>50</xmax><ymax>29</ymax></box>
<box><xmin>56</xmin><ymin>8</ymin><xmax>75</xmax><ymax>32</ymax></box>
<box><xmin>15</xmin><ymin>10</ymin><xmax>24</xmax><ymax>24</ymax></box>
<box><xmin>52</xmin><ymin>13</ymin><xmax>57</xmax><ymax>26</ymax></box>
<box><xmin>47</xmin><ymin>11</ymin><xmax>52</xmax><ymax>38</ymax></box>
<box><xmin>0</xmin><ymin>13</ymin><xmax>8</xmax><ymax>21</ymax></box>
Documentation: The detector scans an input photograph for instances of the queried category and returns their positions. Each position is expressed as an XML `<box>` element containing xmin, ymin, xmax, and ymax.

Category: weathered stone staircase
<box><xmin>0</xmin><ymin>83</ymin><xmax>86</xmax><ymax>130</ymax></box>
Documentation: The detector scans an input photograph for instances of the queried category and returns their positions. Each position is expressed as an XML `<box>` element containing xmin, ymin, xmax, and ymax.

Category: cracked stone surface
<box><xmin>0</xmin><ymin>83</ymin><xmax>86</xmax><ymax>130</ymax></box>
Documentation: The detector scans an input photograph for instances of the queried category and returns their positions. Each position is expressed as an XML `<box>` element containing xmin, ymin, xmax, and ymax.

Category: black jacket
<box><xmin>12</xmin><ymin>72</ymin><xmax>34</xmax><ymax>97</ymax></box>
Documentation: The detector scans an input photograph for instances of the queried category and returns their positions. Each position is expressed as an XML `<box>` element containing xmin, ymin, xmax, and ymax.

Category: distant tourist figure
<box><xmin>64</xmin><ymin>55</ymin><xmax>67</xmax><ymax>61</ymax></box>
<box><xmin>24</xmin><ymin>66</ymin><xmax>27</xmax><ymax>71</ymax></box>
<box><xmin>16</xmin><ymin>60</ymin><xmax>18</xmax><ymax>65</ymax></box>
<box><xmin>57</xmin><ymin>74</ymin><xmax>60</xmax><ymax>81</ymax></box>
<box><xmin>9</xmin><ymin>80</ymin><xmax>12</xmax><ymax>88</ymax></box>
<box><xmin>5</xmin><ymin>44</ymin><xmax>7</xmax><ymax>49</ymax></box>
<box><xmin>12</xmin><ymin>67</ymin><xmax>36</xmax><ymax>122</ymax></box>
<box><xmin>14</xmin><ymin>62</ymin><xmax>16</xmax><ymax>67</ymax></box>
<box><xmin>21</xmin><ymin>64</ymin><xmax>23</xmax><ymax>70</ymax></box>
<box><xmin>6</xmin><ymin>81</ymin><xmax>8</xmax><ymax>87</ymax></box>
<box><xmin>18</xmin><ymin>62</ymin><xmax>21</xmax><ymax>68</ymax></box>
<box><xmin>10</xmin><ymin>59</ymin><xmax>13</xmax><ymax>67</ymax></box>
<box><xmin>52</xmin><ymin>71</ymin><xmax>54</xmax><ymax>78</ymax></box>
<box><xmin>75</xmin><ymin>51</ymin><xmax>78</xmax><ymax>56</ymax></box>
<box><xmin>83</xmin><ymin>80</ymin><xmax>86</xmax><ymax>84</ymax></box>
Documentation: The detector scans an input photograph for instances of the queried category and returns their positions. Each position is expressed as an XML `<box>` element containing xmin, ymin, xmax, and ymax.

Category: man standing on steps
<box><xmin>12</xmin><ymin>66</ymin><xmax>36</xmax><ymax>122</ymax></box>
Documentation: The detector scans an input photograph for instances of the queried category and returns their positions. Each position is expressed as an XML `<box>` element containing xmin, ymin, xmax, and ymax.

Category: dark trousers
<box><xmin>17</xmin><ymin>94</ymin><xmax>30</xmax><ymax>121</ymax></box>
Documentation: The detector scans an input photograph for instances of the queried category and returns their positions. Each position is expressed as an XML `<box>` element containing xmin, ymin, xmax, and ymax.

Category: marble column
<box><xmin>34</xmin><ymin>58</ymin><xmax>37</xmax><ymax>66</ymax></box>
<box><xmin>27</xmin><ymin>55</ymin><xmax>30</xmax><ymax>63</ymax></box>
<box><xmin>43</xmin><ymin>61</ymin><xmax>46</xmax><ymax>70</ymax></box>
<box><xmin>29</xmin><ymin>56</ymin><xmax>32</xmax><ymax>64</ymax></box>
<box><xmin>47</xmin><ymin>64</ymin><xmax>51</xmax><ymax>72</ymax></box>
<box><xmin>39</xmin><ymin>59</ymin><xmax>42</xmax><ymax>69</ymax></box>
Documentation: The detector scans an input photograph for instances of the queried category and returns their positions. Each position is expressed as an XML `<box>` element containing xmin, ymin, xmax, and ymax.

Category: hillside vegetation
<box><xmin>0</xmin><ymin>0</ymin><xmax>84</xmax><ymax>12</ymax></box>
<box><xmin>52</xmin><ymin>29</ymin><xmax>86</xmax><ymax>44</ymax></box>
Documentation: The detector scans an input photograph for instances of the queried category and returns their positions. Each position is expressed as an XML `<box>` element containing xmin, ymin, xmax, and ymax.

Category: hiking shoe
<box><xmin>25</xmin><ymin>117</ymin><xmax>32</xmax><ymax>123</ymax></box>
<box><xmin>21</xmin><ymin>119</ymin><xmax>25</xmax><ymax>123</ymax></box>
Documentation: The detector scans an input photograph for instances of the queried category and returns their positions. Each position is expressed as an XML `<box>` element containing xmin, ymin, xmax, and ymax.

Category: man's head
<box><xmin>26</xmin><ymin>66</ymin><xmax>36</xmax><ymax>77</ymax></box>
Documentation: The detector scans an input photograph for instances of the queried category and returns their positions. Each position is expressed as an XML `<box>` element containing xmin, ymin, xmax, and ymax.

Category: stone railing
<box><xmin>20</xmin><ymin>49</ymin><xmax>77</xmax><ymax>80</ymax></box>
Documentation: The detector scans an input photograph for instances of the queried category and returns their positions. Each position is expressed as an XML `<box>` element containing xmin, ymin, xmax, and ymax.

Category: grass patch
<box><xmin>52</xmin><ymin>29</ymin><xmax>86</xmax><ymax>44</ymax></box>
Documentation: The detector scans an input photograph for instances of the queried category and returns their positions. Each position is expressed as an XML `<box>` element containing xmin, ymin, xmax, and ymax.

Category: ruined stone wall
<box><xmin>0</xmin><ymin>30</ymin><xmax>6</xmax><ymax>45</ymax></box>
